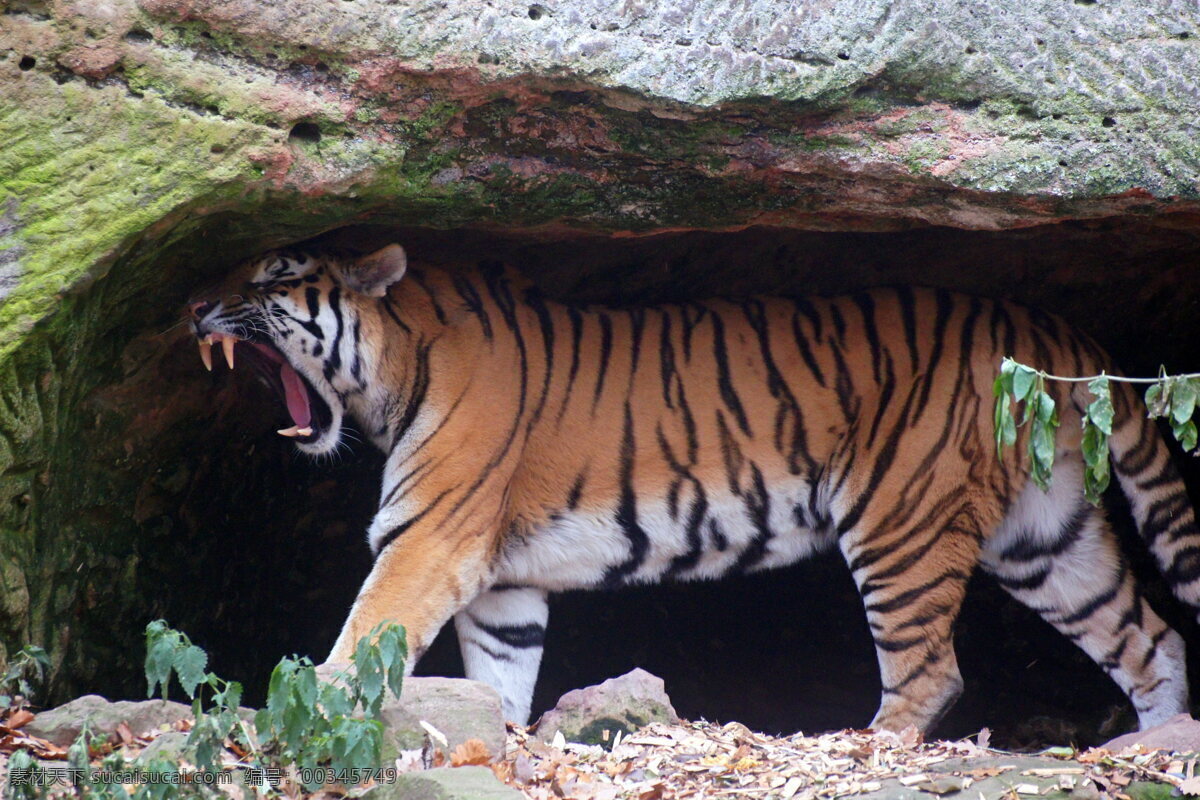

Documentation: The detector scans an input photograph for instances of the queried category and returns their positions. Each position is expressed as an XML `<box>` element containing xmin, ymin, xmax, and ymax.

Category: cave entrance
<box><xmin>37</xmin><ymin>216</ymin><xmax>1200</xmax><ymax>749</ymax></box>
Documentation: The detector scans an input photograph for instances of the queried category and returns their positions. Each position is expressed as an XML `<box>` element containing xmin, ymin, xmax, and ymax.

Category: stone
<box><xmin>24</xmin><ymin>696</ymin><xmax>192</xmax><ymax>747</ymax></box>
<box><xmin>364</xmin><ymin>766</ymin><xmax>523</xmax><ymax>800</ymax></box>
<box><xmin>533</xmin><ymin>668</ymin><xmax>677</xmax><ymax>747</ymax></box>
<box><xmin>378</xmin><ymin>678</ymin><xmax>507</xmax><ymax>764</ymax></box>
<box><xmin>135</xmin><ymin>731</ymin><xmax>190</xmax><ymax>764</ymax></box>
<box><xmin>1103</xmin><ymin>714</ymin><xmax>1200</xmax><ymax>753</ymax></box>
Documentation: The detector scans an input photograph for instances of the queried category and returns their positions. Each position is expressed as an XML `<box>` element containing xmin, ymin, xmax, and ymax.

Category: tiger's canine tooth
<box><xmin>221</xmin><ymin>336</ymin><xmax>236</xmax><ymax>369</ymax></box>
<box><xmin>199</xmin><ymin>340</ymin><xmax>213</xmax><ymax>371</ymax></box>
<box><xmin>277</xmin><ymin>425</ymin><xmax>314</xmax><ymax>438</ymax></box>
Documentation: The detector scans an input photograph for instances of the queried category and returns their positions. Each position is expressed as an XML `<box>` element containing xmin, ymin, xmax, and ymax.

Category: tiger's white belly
<box><xmin>494</xmin><ymin>486</ymin><xmax>838</xmax><ymax>591</ymax></box>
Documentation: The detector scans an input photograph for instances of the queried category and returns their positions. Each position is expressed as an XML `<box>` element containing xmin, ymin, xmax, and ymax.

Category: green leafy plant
<box><xmin>254</xmin><ymin>622</ymin><xmax>406</xmax><ymax>791</ymax></box>
<box><xmin>994</xmin><ymin>357</ymin><xmax>1200</xmax><ymax>504</ymax></box>
<box><xmin>1</xmin><ymin>644</ymin><xmax>51</xmax><ymax>709</ymax></box>
<box><xmin>6</xmin><ymin>621</ymin><xmax>407</xmax><ymax>799</ymax></box>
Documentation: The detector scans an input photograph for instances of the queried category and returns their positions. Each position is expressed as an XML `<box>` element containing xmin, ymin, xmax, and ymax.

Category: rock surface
<box><xmin>534</xmin><ymin>668</ymin><xmax>678</xmax><ymax>747</ymax></box>
<box><xmin>314</xmin><ymin>666</ymin><xmax>507</xmax><ymax>763</ymax></box>
<box><xmin>365</xmin><ymin>766</ymin><xmax>524</xmax><ymax>800</ymax></box>
<box><xmin>1103</xmin><ymin>714</ymin><xmax>1200</xmax><ymax>753</ymax></box>
<box><xmin>379</xmin><ymin>677</ymin><xmax>507</xmax><ymax>763</ymax></box>
<box><xmin>24</xmin><ymin>696</ymin><xmax>191</xmax><ymax>747</ymax></box>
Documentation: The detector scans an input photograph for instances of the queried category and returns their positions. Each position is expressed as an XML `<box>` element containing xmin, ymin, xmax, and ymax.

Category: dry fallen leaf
<box><xmin>451</xmin><ymin>738</ymin><xmax>493</xmax><ymax>767</ymax></box>
<box><xmin>5</xmin><ymin>709</ymin><xmax>35</xmax><ymax>730</ymax></box>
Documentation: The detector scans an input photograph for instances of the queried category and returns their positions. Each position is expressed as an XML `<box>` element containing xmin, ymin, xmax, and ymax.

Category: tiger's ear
<box><xmin>339</xmin><ymin>244</ymin><xmax>408</xmax><ymax>297</ymax></box>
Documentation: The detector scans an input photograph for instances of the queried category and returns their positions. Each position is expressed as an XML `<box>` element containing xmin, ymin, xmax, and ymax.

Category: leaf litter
<box><xmin>1</xmin><ymin>701</ymin><xmax>1197</xmax><ymax>800</ymax></box>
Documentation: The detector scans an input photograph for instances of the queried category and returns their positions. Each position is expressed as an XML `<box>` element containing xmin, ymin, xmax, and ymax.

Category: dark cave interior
<box><xmin>56</xmin><ymin>215</ymin><xmax>1200</xmax><ymax>750</ymax></box>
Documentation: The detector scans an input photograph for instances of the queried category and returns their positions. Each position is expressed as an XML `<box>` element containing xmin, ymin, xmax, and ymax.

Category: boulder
<box><xmin>24</xmin><ymin>696</ymin><xmax>192</xmax><ymax>747</ymax></box>
<box><xmin>364</xmin><ymin>766</ymin><xmax>523</xmax><ymax>800</ymax></box>
<box><xmin>534</xmin><ymin>668</ymin><xmax>677</xmax><ymax>747</ymax></box>
<box><xmin>1103</xmin><ymin>714</ymin><xmax>1200</xmax><ymax>753</ymax></box>
<box><xmin>378</xmin><ymin>678</ymin><xmax>507</xmax><ymax>764</ymax></box>
<box><xmin>135</xmin><ymin>731</ymin><xmax>190</xmax><ymax>764</ymax></box>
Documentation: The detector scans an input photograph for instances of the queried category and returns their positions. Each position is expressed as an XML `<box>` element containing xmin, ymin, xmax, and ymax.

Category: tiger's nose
<box><xmin>188</xmin><ymin>300</ymin><xmax>215</xmax><ymax>320</ymax></box>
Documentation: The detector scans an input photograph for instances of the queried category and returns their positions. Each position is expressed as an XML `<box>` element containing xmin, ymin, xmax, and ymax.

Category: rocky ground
<box><xmin>2</xmin><ymin>669</ymin><xmax>1199</xmax><ymax>800</ymax></box>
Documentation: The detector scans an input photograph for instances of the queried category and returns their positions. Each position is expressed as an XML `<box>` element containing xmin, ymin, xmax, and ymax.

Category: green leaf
<box><xmin>330</xmin><ymin>717</ymin><xmax>383</xmax><ymax>777</ymax></box>
<box><xmin>267</xmin><ymin>658</ymin><xmax>299</xmax><ymax>719</ymax></box>
<box><xmin>1028</xmin><ymin>392</ymin><xmax>1060</xmax><ymax>492</ymax></box>
<box><xmin>994</xmin><ymin>394</ymin><xmax>1016</xmax><ymax>453</ymax></box>
<box><xmin>1013</xmin><ymin>365</ymin><xmax>1037</xmax><ymax>403</ymax></box>
<box><xmin>320</xmin><ymin>681</ymin><xmax>354</xmax><ymax>720</ymax></box>
<box><xmin>173</xmin><ymin>645</ymin><xmax>208</xmax><ymax>700</ymax></box>
<box><xmin>1086</xmin><ymin>376</ymin><xmax>1114</xmax><ymax>436</ymax></box>
<box><xmin>1146</xmin><ymin>382</ymin><xmax>1168</xmax><ymax>418</ymax></box>
<box><xmin>1173</xmin><ymin>378</ymin><xmax>1198</xmax><ymax>424</ymax></box>
<box><xmin>293</xmin><ymin>660</ymin><xmax>319</xmax><ymax>710</ymax></box>
<box><xmin>1081</xmin><ymin>422</ymin><xmax>1110</xmax><ymax>506</ymax></box>
<box><xmin>1174</xmin><ymin>419</ymin><xmax>1198</xmax><ymax>453</ymax></box>
<box><xmin>145</xmin><ymin>635</ymin><xmax>176</xmax><ymax>700</ymax></box>
<box><xmin>353</xmin><ymin>633</ymin><xmax>386</xmax><ymax>716</ymax></box>
<box><xmin>1034</xmin><ymin>390</ymin><xmax>1057</xmax><ymax>424</ymax></box>
<box><xmin>376</xmin><ymin>624</ymin><xmax>408</xmax><ymax>700</ymax></box>
<box><xmin>998</xmin><ymin>358</ymin><xmax>1017</xmax><ymax>397</ymax></box>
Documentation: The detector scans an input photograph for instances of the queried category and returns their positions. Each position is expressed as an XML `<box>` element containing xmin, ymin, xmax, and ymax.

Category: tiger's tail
<box><xmin>1104</xmin><ymin>380</ymin><xmax>1200</xmax><ymax>617</ymax></box>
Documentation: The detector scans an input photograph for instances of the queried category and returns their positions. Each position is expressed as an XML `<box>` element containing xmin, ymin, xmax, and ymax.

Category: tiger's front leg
<box><xmin>326</xmin><ymin>503</ymin><xmax>501</xmax><ymax>672</ymax></box>
<box><xmin>455</xmin><ymin>587</ymin><xmax>549</xmax><ymax>724</ymax></box>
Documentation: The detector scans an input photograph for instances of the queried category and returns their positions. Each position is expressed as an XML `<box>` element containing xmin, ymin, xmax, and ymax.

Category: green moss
<box><xmin>902</xmin><ymin>138</ymin><xmax>949</xmax><ymax>173</ymax></box>
<box><xmin>0</xmin><ymin>74</ymin><xmax>274</xmax><ymax>361</ymax></box>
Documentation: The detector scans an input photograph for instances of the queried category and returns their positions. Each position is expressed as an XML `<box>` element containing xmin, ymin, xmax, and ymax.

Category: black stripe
<box><xmin>914</xmin><ymin>290</ymin><xmax>953</xmax><ymax>420</ymax></box>
<box><xmin>473</xmin><ymin>620</ymin><xmax>546</xmax><ymax>649</ymax></box>
<box><xmin>408</xmin><ymin>268</ymin><xmax>448</xmax><ymax>324</ymax></box>
<box><xmin>389</xmin><ymin>340</ymin><xmax>432</xmax><ymax>448</ymax></box>
<box><xmin>711</xmin><ymin>310</ymin><xmax>752</xmax><ymax>436</ymax></box>
<box><xmin>322</xmin><ymin>287</ymin><xmax>344</xmax><ymax>382</ymax></box>
<box><xmin>730</xmin><ymin>464</ymin><xmax>774</xmax><ymax>574</ymax></box>
<box><xmin>851</xmin><ymin>292</ymin><xmax>882</xmax><ymax>384</ymax></box>
<box><xmin>373</xmin><ymin>488</ymin><xmax>452</xmax><ymax>555</ymax></box>
<box><xmin>603</xmin><ymin>404</ymin><xmax>651</xmax><ymax>587</ymax></box>
<box><xmin>524</xmin><ymin>288</ymin><xmax>555</xmax><ymax>428</ymax></box>
<box><xmin>790</xmin><ymin>300</ymin><xmax>826</xmax><ymax>387</ymax></box>
<box><xmin>559</xmin><ymin>304</ymin><xmax>583</xmax><ymax>421</ymax></box>
<box><xmin>452</xmin><ymin>273</ymin><xmax>493</xmax><ymax>339</ymax></box>
<box><xmin>999</xmin><ymin>503</ymin><xmax>1090</xmax><ymax>562</ymax></box>
<box><xmin>593</xmin><ymin>312</ymin><xmax>613</xmax><ymax>407</ymax></box>
<box><xmin>566</xmin><ymin>472</ymin><xmax>586</xmax><ymax>510</ymax></box>
<box><xmin>381</xmin><ymin>296</ymin><xmax>412</xmax><ymax>334</ymax></box>
<box><xmin>835</xmin><ymin>381</ymin><xmax>921</xmax><ymax>536</ymax></box>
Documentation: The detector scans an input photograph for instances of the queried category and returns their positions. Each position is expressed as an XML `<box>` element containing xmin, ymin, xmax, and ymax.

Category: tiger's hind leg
<box><xmin>836</xmin><ymin>492</ymin><xmax>988</xmax><ymax>733</ymax></box>
<box><xmin>981</xmin><ymin>459</ymin><xmax>1189</xmax><ymax>730</ymax></box>
<box><xmin>454</xmin><ymin>586</ymin><xmax>549</xmax><ymax>724</ymax></box>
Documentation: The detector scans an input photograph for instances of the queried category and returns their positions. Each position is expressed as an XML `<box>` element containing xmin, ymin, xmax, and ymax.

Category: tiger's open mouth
<box><xmin>197</xmin><ymin>333</ymin><xmax>333</xmax><ymax>444</ymax></box>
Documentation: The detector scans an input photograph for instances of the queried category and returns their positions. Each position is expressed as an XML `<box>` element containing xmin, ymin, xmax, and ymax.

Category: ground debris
<box><xmin>1</xmin><ymin>704</ymin><xmax>1194</xmax><ymax>800</ymax></box>
<box><xmin>496</xmin><ymin>721</ymin><xmax>1197</xmax><ymax>800</ymax></box>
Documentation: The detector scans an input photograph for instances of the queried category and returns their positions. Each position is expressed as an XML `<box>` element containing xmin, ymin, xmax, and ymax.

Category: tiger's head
<box><xmin>185</xmin><ymin>244</ymin><xmax>409</xmax><ymax>456</ymax></box>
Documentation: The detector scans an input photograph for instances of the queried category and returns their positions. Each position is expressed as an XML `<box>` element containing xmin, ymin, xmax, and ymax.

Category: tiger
<box><xmin>184</xmin><ymin>242</ymin><xmax>1200</xmax><ymax>734</ymax></box>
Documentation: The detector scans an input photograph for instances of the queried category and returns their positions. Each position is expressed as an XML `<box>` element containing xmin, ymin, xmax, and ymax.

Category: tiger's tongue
<box><xmin>280</xmin><ymin>362</ymin><xmax>312</xmax><ymax>427</ymax></box>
